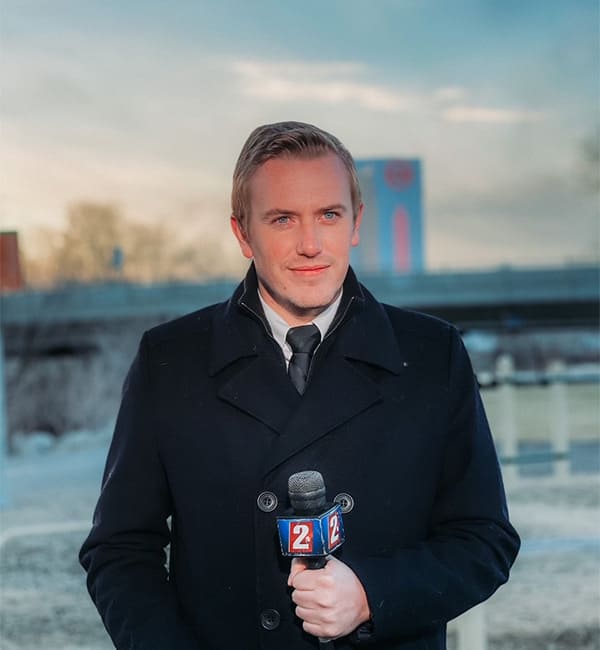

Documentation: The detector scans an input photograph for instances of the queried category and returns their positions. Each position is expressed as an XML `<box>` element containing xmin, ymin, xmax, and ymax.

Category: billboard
<box><xmin>352</xmin><ymin>159</ymin><xmax>424</xmax><ymax>273</ymax></box>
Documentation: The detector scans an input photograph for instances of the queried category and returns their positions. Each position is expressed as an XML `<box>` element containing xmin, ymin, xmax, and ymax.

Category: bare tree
<box><xmin>22</xmin><ymin>201</ymin><xmax>246</xmax><ymax>287</ymax></box>
<box><xmin>57</xmin><ymin>202</ymin><xmax>124</xmax><ymax>283</ymax></box>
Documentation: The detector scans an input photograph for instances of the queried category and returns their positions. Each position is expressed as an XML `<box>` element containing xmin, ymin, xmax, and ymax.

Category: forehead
<box><xmin>248</xmin><ymin>154</ymin><xmax>351</xmax><ymax>209</ymax></box>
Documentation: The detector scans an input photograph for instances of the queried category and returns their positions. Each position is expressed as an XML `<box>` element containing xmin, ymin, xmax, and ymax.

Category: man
<box><xmin>80</xmin><ymin>121</ymin><xmax>519</xmax><ymax>649</ymax></box>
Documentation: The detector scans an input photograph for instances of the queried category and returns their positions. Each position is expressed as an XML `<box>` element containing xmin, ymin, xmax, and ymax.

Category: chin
<box><xmin>290</xmin><ymin>293</ymin><xmax>336</xmax><ymax>313</ymax></box>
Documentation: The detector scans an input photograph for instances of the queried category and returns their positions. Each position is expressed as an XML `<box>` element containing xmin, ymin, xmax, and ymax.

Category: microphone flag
<box><xmin>277</xmin><ymin>504</ymin><xmax>345</xmax><ymax>557</ymax></box>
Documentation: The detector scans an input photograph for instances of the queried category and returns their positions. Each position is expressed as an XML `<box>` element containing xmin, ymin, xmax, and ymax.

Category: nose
<box><xmin>296</xmin><ymin>220</ymin><xmax>322</xmax><ymax>257</ymax></box>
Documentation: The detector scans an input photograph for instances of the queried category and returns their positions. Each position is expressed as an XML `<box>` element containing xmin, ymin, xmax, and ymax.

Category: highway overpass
<box><xmin>2</xmin><ymin>264</ymin><xmax>598</xmax><ymax>333</ymax></box>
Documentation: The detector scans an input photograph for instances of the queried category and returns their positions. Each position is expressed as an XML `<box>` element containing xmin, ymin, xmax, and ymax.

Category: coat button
<box><xmin>334</xmin><ymin>492</ymin><xmax>355</xmax><ymax>513</ymax></box>
<box><xmin>257</xmin><ymin>491</ymin><xmax>278</xmax><ymax>512</ymax></box>
<box><xmin>260</xmin><ymin>608</ymin><xmax>281</xmax><ymax>630</ymax></box>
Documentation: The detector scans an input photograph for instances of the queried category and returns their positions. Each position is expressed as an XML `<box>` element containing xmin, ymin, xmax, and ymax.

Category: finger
<box><xmin>302</xmin><ymin>620</ymin><xmax>341</xmax><ymax>640</ymax></box>
<box><xmin>294</xmin><ymin>604</ymin><xmax>321</xmax><ymax>624</ymax></box>
<box><xmin>287</xmin><ymin>557</ymin><xmax>309</xmax><ymax>586</ymax></box>
<box><xmin>292</xmin><ymin>566</ymin><xmax>334</xmax><ymax>593</ymax></box>
<box><xmin>291</xmin><ymin>588</ymin><xmax>320</xmax><ymax>607</ymax></box>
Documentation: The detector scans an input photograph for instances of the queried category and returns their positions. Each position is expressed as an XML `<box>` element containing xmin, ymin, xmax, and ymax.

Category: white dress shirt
<box><xmin>258</xmin><ymin>289</ymin><xmax>342</xmax><ymax>368</ymax></box>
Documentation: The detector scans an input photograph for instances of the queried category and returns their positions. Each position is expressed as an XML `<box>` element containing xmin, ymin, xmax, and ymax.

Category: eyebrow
<box><xmin>320</xmin><ymin>203</ymin><xmax>349</xmax><ymax>214</ymax></box>
<box><xmin>261</xmin><ymin>204</ymin><xmax>350</xmax><ymax>220</ymax></box>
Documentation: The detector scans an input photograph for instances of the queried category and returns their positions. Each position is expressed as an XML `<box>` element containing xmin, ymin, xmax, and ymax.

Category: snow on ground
<box><xmin>1</xmin><ymin>431</ymin><xmax>599</xmax><ymax>649</ymax></box>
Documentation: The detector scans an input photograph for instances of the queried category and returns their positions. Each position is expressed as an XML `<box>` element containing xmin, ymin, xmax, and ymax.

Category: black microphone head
<box><xmin>288</xmin><ymin>470</ymin><xmax>326</xmax><ymax>515</ymax></box>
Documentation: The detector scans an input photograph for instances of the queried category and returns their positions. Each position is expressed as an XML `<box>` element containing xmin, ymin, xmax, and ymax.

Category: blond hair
<box><xmin>231</xmin><ymin>121</ymin><xmax>362</xmax><ymax>230</ymax></box>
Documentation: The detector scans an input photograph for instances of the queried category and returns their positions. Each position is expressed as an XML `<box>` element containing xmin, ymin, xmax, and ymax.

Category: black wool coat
<box><xmin>80</xmin><ymin>267</ymin><xmax>519</xmax><ymax>650</ymax></box>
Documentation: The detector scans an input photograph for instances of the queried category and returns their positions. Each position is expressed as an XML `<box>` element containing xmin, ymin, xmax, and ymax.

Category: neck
<box><xmin>257</xmin><ymin>282</ymin><xmax>336</xmax><ymax>327</ymax></box>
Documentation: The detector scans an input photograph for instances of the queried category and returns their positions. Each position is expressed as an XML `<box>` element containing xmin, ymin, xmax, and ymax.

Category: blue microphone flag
<box><xmin>277</xmin><ymin>504</ymin><xmax>345</xmax><ymax>557</ymax></box>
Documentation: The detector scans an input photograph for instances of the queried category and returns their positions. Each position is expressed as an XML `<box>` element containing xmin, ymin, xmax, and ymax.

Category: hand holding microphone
<box><xmin>288</xmin><ymin>555</ymin><xmax>371</xmax><ymax>642</ymax></box>
<box><xmin>277</xmin><ymin>471</ymin><xmax>371</xmax><ymax>645</ymax></box>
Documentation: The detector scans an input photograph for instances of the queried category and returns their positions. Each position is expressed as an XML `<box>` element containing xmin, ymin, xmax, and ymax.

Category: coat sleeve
<box><xmin>346</xmin><ymin>327</ymin><xmax>520</xmax><ymax>644</ymax></box>
<box><xmin>79</xmin><ymin>334</ymin><xmax>199</xmax><ymax>649</ymax></box>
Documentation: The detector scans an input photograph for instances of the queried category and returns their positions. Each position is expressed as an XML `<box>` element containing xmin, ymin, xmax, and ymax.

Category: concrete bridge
<box><xmin>2</xmin><ymin>264</ymin><xmax>598</xmax><ymax>334</ymax></box>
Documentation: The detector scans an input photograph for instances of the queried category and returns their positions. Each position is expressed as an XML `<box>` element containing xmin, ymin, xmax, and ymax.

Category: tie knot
<box><xmin>286</xmin><ymin>324</ymin><xmax>321</xmax><ymax>355</ymax></box>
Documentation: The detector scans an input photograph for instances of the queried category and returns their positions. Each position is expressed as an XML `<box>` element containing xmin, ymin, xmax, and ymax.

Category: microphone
<box><xmin>277</xmin><ymin>471</ymin><xmax>345</xmax><ymax>648</ymax></box>
<box><xmin>277</xmin><ymin>470</ymin><xmax>345</xmax><ymax>563</ymax></box>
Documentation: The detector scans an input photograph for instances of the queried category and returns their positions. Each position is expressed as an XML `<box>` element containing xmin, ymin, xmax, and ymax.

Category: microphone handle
<box><xmin>304</xmin><ymin>556</ymin><xmax>327</xmax><ymax>570</ymax></box>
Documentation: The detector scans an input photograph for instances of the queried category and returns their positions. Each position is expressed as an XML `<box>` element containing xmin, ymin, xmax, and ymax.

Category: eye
<box><xmin>274</xmin><ymin>215</ymin><xmax>290</xmax><ymax>225</ymax></box>
<box><xmin>323</xmin><ymin>211</ymin><xmax>338</xmax><ymax>221</ymax></box>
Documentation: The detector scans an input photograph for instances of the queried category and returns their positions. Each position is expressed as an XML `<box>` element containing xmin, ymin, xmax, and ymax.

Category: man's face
<box><xmin>231</xmin><ymin>154</ymin><xmax>363</xmax><ymax>326</ymax></box>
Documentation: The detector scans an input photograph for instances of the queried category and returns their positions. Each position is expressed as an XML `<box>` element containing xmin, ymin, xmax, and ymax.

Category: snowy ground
<box><xmin>1</xmin><ymin>429</ymin><xmax>599</xmax><ymax>650</ymax></box>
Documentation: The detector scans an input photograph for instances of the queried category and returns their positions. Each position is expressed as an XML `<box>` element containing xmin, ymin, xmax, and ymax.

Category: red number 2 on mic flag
<box><xmin>328</xmin><ymin>511</ymin><xmax>340</xmax><ymax>549</ymax></box>
<box><xmin>290</xmin><ymin>521</ymin><xmax>314</xmax><ymax>553</ymax></box>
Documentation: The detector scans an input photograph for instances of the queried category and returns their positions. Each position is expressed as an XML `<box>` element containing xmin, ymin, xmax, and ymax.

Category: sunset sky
<box><xmin>1</xmin><ymin>0</ymin><xmax>598</xmax><ymax>272</ymax></box>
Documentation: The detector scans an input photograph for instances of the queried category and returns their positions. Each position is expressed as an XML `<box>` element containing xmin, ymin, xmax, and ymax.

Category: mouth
<box><xmin>289</xmin><ymin>265</ymin><xmax>329</xmax><ymax>276</ymax></box>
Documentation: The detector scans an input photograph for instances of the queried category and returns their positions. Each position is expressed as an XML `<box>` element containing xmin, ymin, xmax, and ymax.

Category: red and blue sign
<box><xmin>277</xmin><ymin>505</ymin><xmax>345</xmax><ymax>557</ymax></box>
<box><xmin>353</xmin><ymin>159</ymin><xmax>424</xmax><ymax>273</ymax></box>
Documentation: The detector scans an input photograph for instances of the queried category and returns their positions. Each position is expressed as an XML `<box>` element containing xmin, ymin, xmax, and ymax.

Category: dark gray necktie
<box><xmin>286</xmin><ymin>324</ymin><xmax>321</xmax><ymax>395</ymax></box>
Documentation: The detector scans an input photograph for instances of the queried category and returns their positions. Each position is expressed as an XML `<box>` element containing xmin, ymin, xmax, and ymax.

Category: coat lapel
<box><xmin>262</xmin><ymin>354</ymin><xmax>382</xmax><ymax>473</ymax></box>
<box><xmin>262</xmin><ymin>292</ymin><xmax>406</xmax><ymax>474</ymax></box>
<box><xmin>208</xmin><ymin>267</ymin><xmax>408</xmax><ymax>460</ymax></box>
<box><xmin>209</xmin><ymin>276</ymin><xmax>299</xmax><ymax>434</ymax></box>
<box><xmin>217</xmin><ymin>355</ymin><xmax>298</xmax><ymax>434</ymax></box>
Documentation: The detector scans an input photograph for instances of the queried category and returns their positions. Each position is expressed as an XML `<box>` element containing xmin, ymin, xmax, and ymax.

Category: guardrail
<box><xmin>450</xmin><ymin>356</ymin><xmax>598</xmax><ymax>648</ymax></box>
<box><xmin>485</xmin><ymin>355</ymin><xmax>589</xmax><ymax>484</ymax></box>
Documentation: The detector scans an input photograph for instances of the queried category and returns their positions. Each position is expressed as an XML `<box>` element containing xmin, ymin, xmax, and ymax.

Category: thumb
<box><xmin>287</xmin><ymin>558</ymin><xmax>309</xmax><ymax>587</ymax></box>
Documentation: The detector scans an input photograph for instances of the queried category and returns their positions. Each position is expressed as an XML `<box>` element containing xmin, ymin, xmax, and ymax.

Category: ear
<box><xmin>351</xmin><ymin>203</ymin><xmax>363</xmax><ymax>247</ymax></box>
<box><xmin>230</xmin><ymin>215</ymin><xmax>254</xmax><ymax>259</ymax></box>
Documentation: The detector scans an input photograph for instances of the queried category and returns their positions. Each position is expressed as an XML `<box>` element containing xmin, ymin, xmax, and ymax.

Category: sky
<box><xmin>1</xmin><ymin>0</ymin><xmax>599</xmax><ymax>272</ymax></box>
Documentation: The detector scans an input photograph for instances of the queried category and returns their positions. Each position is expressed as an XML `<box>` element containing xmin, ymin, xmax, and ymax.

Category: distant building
<box><xmin>0</xmin><ymin>232</ymin><xmax>24</xmax><ymax>292</ymax></box>
<box><xmin>353</xmin><ymin>159</ymin><xmax>424</xmax><ymax>273</ymax></box>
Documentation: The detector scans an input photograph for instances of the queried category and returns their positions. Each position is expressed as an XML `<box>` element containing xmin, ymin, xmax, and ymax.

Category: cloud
<box><xmin>426</xmin><ymin>169</ymin><xmax>598</xmax><ymax>269</ymax></box>
<box><xmin>433</xmin><ymin>86</ymin><xmax>467</xmax><ymax>103</ymax></box>
<box><xmin>233</xmin><ymin>60</ymin><xmax>416</xmax><ymax>113</ymax></box>
<box><xmin>432</xmin><ymin>86</ymin><xmax>547</xmax><ymax>125</ymax></box>
<box><xmin>441</xmin><ymin>105</ymin><xmax>547</xmax><ymax>124</ymax></box>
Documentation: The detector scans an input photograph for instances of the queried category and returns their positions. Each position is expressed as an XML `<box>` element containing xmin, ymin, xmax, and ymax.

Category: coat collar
<box><xmin>207</xmin><ymin>265</ymin><xmax>270</xmax><ymax>378</ymax></box>
<box><xmin>209</xmin><ymin>264</ymin><xmax>403</xmax><ymax>376</ymax></box>
<box><xmin>207</xmin><ymin>264</ymin><xmax>406</xmax><ymax>449</ymax></box>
